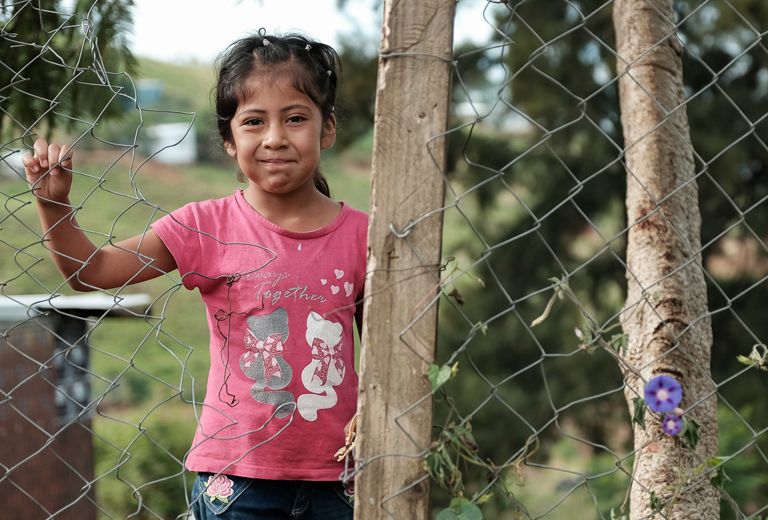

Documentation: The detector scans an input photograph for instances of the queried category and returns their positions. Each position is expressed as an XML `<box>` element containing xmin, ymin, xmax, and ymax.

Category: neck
<box><xmin>242</xmin><ymin>184</ymin><xmax>341</xmax><ymax>232</ymax></box>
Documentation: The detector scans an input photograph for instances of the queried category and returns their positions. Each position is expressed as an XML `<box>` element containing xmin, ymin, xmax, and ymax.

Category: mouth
<box><xmin>259</xmin><ymin>158</ymin><xmax>293</xmax><ymax>164</ymax></box>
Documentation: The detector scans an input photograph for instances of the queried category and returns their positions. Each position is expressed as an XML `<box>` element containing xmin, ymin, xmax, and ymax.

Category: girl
<box><xmin>23</xmin><ymin>31</ymin><xmax>366</xmax><ymax>519</ymax></box>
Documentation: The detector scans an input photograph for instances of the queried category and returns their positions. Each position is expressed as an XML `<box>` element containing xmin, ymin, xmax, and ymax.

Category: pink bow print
<box><xmin>311</xmin><ymin>337</ymin><xmax>344</xmax><ymax>385</ymax></box>
<box><xmin>246</xmin><ymin>331</ymin><xmax>284</xmax><ymax>380</ymax></box>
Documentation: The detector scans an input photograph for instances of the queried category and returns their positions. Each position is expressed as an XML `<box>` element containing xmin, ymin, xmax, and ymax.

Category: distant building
<box><xmin>0</xmin><ymin>293</ymin><xmax>152</xmax><ymax>520</ymax></box>
<box><xmin>136</xmin><ymin>79</ymin><xmax>165</xmax><ymax>107</ymax></box>
<box><xmin>135</xmin><ymin>78</ymin><xmax>198</xmax><ymax>164</ymax></box>
<box><xmin>145</xmin><ymin>122</ymin><xmax>198</xmax><ymax>164</ymax></box>
<box><xmin>0</xmin><ymin>148</ymin><xmax>26</xmax><ymax>180</ymax></box>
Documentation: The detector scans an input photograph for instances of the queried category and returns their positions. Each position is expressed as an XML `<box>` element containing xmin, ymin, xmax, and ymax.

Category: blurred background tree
<box><xmin>430</xmin><ymin>1</ymin><xmax>768</xmax><ymax>517</ymax></box>
<box><xmin>0</xmin><ymin>0</ymin><xmax>136</xmax><ymax>144</ymax></box>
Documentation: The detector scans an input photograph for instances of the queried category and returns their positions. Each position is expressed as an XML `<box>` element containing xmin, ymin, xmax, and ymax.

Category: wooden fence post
<box><xmin>354</xmin><ymin>0</ymin><xmax>455</xmax><ymax>518</ymax></box>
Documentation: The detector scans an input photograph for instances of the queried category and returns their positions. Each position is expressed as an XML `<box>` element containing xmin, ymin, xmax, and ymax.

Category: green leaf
<box><xmin>610</xmin><ymin>508</ymin><xmax>628</xmax><ymax>520</ymax></box>
<box><xmin>475</xmin><ymin>493</ymin><xmax>493</xmax><ymax>505</ymax></box>
<box><xmin>424</xmin><ymin>442</ymin><xmax>463</xmax><ymax>495</ymax></box>
<box><xmin>610</xmin><ymin>333</ymin><xmax>628</xmax><ymax>352</ymax></box>
<box><xmin>707</xmin><ymin>457</ymin><xmax>731</xmax><ymax>489</ymax></box>
<box><xmin>737</xmin><ymin>344</ymin><xmax>768</xmax><ymax>370</ymax></box>
<box><xmin>424</xmin><ymin>450</ymin><xmax>442</xmax><ymax>476</ymax></box>
<box><xmin>632</xmin><ymin>397</ymin><xmax>646</xmax><ymax>429</ymax></box>
<box><xmin>439</xmin><ymin>498</ymin><xmax>483</xmax><ymax>520</ymax></box>
<box><xmin>710</xmin><ymin>465</ymin><xmax>731</xmax><ymax>489</ymax></box>
<box><xmin>649</xmin><ymin>491</ymin><xmax>663</xmax><ymax>512</ymax></box>
<box><xmin>682</xmin><ymin>419</ymin><xmax>701</xmax><ymax>449</ymax></box>
<box><xmin>503</xmin><ymin>463</ymin><xmax>525</xmax><ymax>489</ymax></box>
<box><xmin>437</xmin><ymin>508</ymin><xmax>460</xmax><ymax>520</ymax></box>
<box><xmin>427</xmin><ymin>363</ymin><xmax>455</xmax><ymax>392</ymax></box>
<box><xmin>451</xmin><ymin>423</ymin><xmax>478</xmax><ymax>453</ymax></box>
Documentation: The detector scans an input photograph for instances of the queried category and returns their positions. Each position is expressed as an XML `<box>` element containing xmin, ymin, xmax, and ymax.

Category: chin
<box><xmin>264</xmin><ymin>184</ymin><xmax>297</xmax><ymax>195</ymax></box>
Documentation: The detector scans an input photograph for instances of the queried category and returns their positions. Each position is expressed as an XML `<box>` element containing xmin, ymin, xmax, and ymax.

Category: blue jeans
<box><xmin>190</xmin><ymin>472</ymin><xmax>353</xmax><ymax>519</ymax></box>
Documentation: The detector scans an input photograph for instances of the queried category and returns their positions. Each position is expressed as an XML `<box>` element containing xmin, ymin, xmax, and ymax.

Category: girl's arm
<box><xmin>23</xmin><ymin>138</ymin><xmax>177</xmax><ymax>292</ymax></box>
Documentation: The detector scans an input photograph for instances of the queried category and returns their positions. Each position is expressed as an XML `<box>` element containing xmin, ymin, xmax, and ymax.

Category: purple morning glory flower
<box><xmin>661</xmin><ymin>414</ymin><xmax>683</xmax><ymax>436</ymax></box>
<box><xmin>644</xmin><ymin>375</ymin><xmax>682</xmax><ymax>413</ymax></box>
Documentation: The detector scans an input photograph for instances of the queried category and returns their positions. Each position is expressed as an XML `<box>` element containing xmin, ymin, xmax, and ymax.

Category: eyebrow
<box><xmin>238</xmin><ymin>104</ymin><xmax>312</xmax><ymax>115</ymax></box>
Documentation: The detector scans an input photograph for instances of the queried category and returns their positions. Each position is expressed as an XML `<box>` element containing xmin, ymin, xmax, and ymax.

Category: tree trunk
<box><xmin>614</xmin><ymin>1</ymin><xmax>718</xmax><ymax>518</ymax></box>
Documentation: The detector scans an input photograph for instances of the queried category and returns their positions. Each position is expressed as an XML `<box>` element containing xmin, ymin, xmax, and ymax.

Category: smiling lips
<box><xmin>259</xmin><ymin>158</ymin><xmax>293</xmax><ymax>163</ymax></box>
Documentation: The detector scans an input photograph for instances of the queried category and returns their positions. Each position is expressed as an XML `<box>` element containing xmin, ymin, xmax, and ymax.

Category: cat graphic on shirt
<box><xmin>297</xmin><ymin>311</ymin><xmax>344</xmax><ymax>421</ymax></box>
<box><xmin>240</xmin><ymin>307</ymin><xmax>295</xmax><ymax>418</ymax></box>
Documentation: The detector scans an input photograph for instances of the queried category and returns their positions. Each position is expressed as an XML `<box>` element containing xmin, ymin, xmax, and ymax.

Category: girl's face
<box><xmin>225</xmin><ymin>68</ymin><xmax>336</xmax><ymax>198</ymax></box>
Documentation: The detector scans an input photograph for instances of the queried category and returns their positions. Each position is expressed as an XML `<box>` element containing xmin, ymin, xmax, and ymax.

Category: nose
<box><xmin>263</xmin><ymin>124</ymin><xmax>287</xmax><ymax>149</ymax></box>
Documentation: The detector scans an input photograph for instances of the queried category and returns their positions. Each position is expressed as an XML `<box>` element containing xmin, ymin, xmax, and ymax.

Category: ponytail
<box><xmin>314</xmin><ymin>170</ymin><xmax>331</xmax><ymax>197</ymax></box>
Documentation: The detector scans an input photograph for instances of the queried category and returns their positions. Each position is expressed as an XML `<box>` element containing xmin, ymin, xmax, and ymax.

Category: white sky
<box><xmin>131</xmin><ymin>0</ymin><xmax>501</xmax><ymax>62</ymax></box>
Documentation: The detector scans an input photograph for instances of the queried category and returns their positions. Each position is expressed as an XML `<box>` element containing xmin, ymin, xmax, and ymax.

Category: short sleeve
<box><xmin>152</xmin><ymin>205</ymin><xmax>204</xmax><ymax>290</ymax></box>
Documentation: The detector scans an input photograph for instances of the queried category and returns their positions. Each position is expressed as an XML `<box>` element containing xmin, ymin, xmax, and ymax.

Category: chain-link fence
<box><xmin>2</xmin><ymin>1</ymin><xmax>767</xmax><ymax>519</ymax></box>
<box><xmin>354</xmin><ymin>0</ymin><xmax>768</xmax><ymax>518</ymax></box>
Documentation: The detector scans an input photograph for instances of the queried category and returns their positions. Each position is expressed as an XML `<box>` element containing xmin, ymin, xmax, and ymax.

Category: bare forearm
<box><xmin>35</xmin><ymin>200</ymin><xmax>174</xmax><ymax>291</ymax></box>
<box><xmin>25</xmin><ymin>138</ymin><xmax>176</xmax><ymax>291</ymax></box>
<box><xmin>36</xmin><ymin>199</ymin><xmax>101</xmax><ymax>290</ymax></box>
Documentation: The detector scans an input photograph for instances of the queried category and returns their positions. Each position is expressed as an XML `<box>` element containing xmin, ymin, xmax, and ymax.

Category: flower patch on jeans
<box><xmin>204</xmin><ymin>474</ymin><xmax>235</xmax><ymax>503</ymax></box>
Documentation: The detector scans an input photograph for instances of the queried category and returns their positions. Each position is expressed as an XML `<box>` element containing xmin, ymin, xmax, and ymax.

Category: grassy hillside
<box><xmin>136</xmin><ymin>56</ymin><xmax>215</xmax><ymax>110</ymax></box>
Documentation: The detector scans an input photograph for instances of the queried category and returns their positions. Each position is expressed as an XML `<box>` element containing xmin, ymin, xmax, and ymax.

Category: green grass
<box><xmin>92</xmin><ymin>401</ymin><xmax>198</xmax><ymax>519</ymax></box>
<box><xmin>135</xmin><ymin>57</ymin><xmax>215</xmax><ymax>111</ymax></box>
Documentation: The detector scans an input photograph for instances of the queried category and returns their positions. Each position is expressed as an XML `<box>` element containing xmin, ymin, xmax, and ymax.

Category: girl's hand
<box><xmin>22</xmin><ymin>137</ymin><xmax>73</xmax><ymax>205</ymax></box>
<box><xmin>334</xmin><ymin>414</ymin><xmax>358</xmax><ymax>461</ymax></box>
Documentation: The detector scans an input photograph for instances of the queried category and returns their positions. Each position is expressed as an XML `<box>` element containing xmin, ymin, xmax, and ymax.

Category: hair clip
<box><xmin>326</xmin><ymin>70</ymin><xmax>332</xmax><ymax>76</ymax></box>
<box><xmin>305</xmin><ymin>44</ymin><xmax>312</xmax><ymax>51</ymax></box>
<box><xmin>263</xmin><ymin>38</ymin><xmax>270</xmax><ymax>47</ymax></box>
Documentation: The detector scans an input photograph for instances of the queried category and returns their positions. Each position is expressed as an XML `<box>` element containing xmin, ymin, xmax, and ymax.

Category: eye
<box><xmin>244</xmin><ymin>118</ymin><xmax>264</xmax><ymax>126</ymax></box>
<box><xmin>287</xmin><ymin>115</ymin><xmax>307</xmax><ymax>124</ymax></box>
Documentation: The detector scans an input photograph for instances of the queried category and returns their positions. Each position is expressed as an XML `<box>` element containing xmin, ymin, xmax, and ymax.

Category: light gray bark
<box><xmin>614</xmin><ymin>1</ymin><xmax>718</xmax><ymax>518</ymax></box>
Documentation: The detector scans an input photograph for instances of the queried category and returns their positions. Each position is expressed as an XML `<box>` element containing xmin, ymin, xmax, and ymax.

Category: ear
<box><xmin>320</xmin><ymin>113</ymin><xmax>337</xmax><ymax>150</ymax></box>
<box><xmin>224</xmin><ymin>140</ymin><xmax>237</xmax><ymax>157</ymax></box>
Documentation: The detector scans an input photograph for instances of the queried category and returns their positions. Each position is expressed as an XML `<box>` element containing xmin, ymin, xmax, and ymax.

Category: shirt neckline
<box><xmin>234</xmin><ymin>189</ymin><xmax>349</xmax><ymax>239</ymax></box>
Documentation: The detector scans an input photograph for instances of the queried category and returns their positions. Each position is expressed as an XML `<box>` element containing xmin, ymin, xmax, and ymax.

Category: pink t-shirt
<box><xmin>152</xmin><ymin>189</ymin><xmax>368</xmax><ymax>480</ymax></box>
